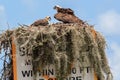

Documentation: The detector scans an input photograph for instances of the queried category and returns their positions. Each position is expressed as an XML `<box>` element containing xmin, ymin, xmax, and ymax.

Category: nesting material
<box><xmin>0</xmin><ymin>23</ymin><xmax>113</xmax><ymax>80</ymax></box>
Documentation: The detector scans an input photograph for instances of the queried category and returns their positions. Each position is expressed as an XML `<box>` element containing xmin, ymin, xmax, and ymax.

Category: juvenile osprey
<box><xmin>31</xmin><ymin>16</ymin><xmax>51</xmax><ymax>26</ymax></box>
<box><xmin>54</xmin><ymin>5</ymin><xmax>83</xmax><ymax>24</ymax></box>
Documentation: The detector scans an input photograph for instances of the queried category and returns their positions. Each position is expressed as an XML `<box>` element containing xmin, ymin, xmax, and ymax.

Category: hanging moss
<box><xmin>0</xmin><ymin>23</ymin><xmax>113</xmax><ymax>80</ymax></box>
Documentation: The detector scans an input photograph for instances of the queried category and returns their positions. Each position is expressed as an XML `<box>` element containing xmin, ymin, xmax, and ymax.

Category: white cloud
<box><xmin>21</xmin><ymin>0</ymin><xmax>36</xmax><ymax>8</ymax></box>
<box><xmin>0</xmin><ymin>5</ymin><xmax>5</xmax><ymax>19</ymax></box>
<box><xmin>0</xmin><ymin>5</ymin><xmax>4</xmax><ymax>12</ymax></box>
<box><xmin>96</xmin><ymin>10</ymin><xmax>120</xmax><ymax>80</ymax></box>
<box><xmin>108</xmin><ymin>43</ymin><xmax>120</xmax><ymax>80</ymax></box>
<box><xmin>0</xmin><ymin>5</ymin><xmax>7</xmax><ymax>30</ymax></box>
<box><xmin>96</xmin><ymin>10</ymin><xmax>120</xmax><ymax>35</ymax></box>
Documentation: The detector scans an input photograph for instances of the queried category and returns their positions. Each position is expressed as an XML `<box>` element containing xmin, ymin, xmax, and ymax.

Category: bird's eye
<box><xmin>49</xmin><ymin>18</ymin><xmax>51</xmax><ymax>21</ymax></box>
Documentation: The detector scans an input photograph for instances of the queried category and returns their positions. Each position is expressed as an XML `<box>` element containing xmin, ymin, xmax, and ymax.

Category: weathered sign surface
<box><xmin>12</xmin><ymin>38</ymin><xmax>96</xmax><ymax>80</ymax></box>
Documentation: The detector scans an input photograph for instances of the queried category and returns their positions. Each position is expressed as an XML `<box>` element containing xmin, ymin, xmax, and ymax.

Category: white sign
<box><xmin>12</xmin><ymin>38</ymin><xmax>95</xmax><ymax>80</ymax></box>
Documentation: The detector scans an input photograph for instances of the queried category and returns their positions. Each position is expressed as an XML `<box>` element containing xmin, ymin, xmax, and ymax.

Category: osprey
<box><xmin>54</xmin><ymin>5</ymin><xmax>74</xmax><ymax>15</ymax></box>
<box><xmin>31</xmin><ymin>16</ymin><xmax>51</xmax><ymax>26</ymax></box>
<box><xmin>54</xmin><ymin>5</ymin><xmax>83</xmax><ymax>24</ymax></box>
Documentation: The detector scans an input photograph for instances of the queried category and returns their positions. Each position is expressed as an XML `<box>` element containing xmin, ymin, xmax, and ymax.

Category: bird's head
<box><xmin>45</xmin><ymin>16</ymin><xmax>51</xmax><ymax>21</ymax></box>
<box><xmin>53</xmin><ymin>5</ymin><xmax>62</xmax><ymax>10</ymax></box>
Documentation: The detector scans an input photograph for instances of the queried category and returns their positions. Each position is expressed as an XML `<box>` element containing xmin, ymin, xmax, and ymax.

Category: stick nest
<box><xmin>0</xmin><ymin>23</ymin><xmax>113</xmax><ymax>80</ymax></box>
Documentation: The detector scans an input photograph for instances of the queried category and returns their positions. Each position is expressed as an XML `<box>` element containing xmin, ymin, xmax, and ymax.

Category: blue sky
<box><xmin>0</xmin><ymin>0</ymin><xmax>120</xmax><ymax>80</ymax></box>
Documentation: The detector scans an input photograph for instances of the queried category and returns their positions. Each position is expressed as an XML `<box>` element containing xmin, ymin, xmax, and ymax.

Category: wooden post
<box><xmin>94</xmin><ymin>72</ymin><xmax>98</xmax><ymax>80</ymax></box>
<box><xmin>12</xmin><ymin>37</ymin><xmax>17</xmax><ymax>80</ymax></box>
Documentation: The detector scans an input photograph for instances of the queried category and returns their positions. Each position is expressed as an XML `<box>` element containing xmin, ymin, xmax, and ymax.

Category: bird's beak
<box><xmin>53</xmin><ymin>6</ymin><xmax>56</xmax><ymax>10</ymax></box>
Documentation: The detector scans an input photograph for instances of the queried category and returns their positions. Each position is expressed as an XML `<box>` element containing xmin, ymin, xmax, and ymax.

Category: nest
<box><xmin>0</xmin><ymin>23</ymin><xmax>113</xmax><ymax>80</ymax></box>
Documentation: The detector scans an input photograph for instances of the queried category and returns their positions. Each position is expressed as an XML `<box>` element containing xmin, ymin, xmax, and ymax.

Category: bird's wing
<box><xmin>66</xmin><ymin>8</ymin><xmax>74</xmax><ymax>14</ymax></box>
<box><xmin>54</xmin><ymin>13</ymin><xmax>83</xmax><ymax>23</ymax></box>
<box><xmin>31</xmin><ymin>19</ymin><xmax>48</xmax><ymax>26</ymax></box>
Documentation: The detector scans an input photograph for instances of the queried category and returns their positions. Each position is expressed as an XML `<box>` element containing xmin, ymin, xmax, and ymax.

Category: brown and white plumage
<box><xmin>54</xmin><ymin>13</ymin><xmax>83</xmax><ymax>23</ymax></box>
<box><xmin>54</xmin><ymin>5</ymin><xmax>83</xmax><ymax>24</ymax></box>
<box><xmin>31</xmin><ymin>16</ymin><xmax>51</xmax><ymax>26</ymax></box>
<box><xmin>54</xmin><ymin>5</ymin><xmax>74</xmax><ymax>15</ymax></box>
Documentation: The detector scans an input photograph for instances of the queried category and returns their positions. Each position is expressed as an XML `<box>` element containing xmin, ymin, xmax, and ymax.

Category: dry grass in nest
<box><xmin>0</xmin><ymin>23</ymin><xmax>113</xmax><ymax>80</ymax></box>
